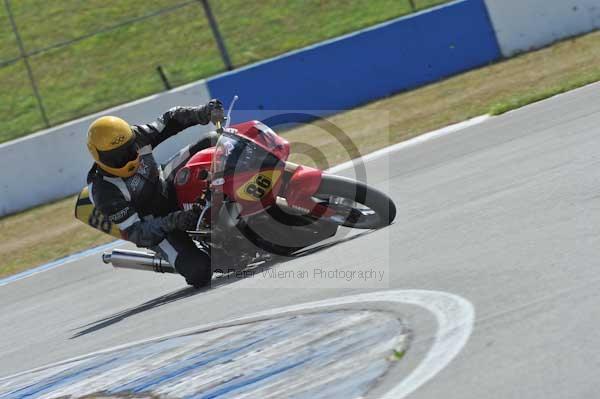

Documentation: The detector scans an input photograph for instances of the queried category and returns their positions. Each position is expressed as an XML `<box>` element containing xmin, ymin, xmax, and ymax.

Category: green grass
<box><xmin>0</xmin><ymin>4</ymin><xmax>18</xmax><ymax>61</ymax></box>
<box><xmin>489</xmin><ymin>71</ymin><xmax>600</xmax><ymax>115</ymax></box>
<box><xmin>0</xmin><ymin>0</ymin><xmax>449</xmax><ymax>143</ymax></box>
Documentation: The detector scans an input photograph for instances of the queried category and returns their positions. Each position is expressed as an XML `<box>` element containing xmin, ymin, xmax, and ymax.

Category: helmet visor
<box><xmin>97</xmin><ymin>137</ymin><xmax>139</xmax><ymax>168</ymax></box>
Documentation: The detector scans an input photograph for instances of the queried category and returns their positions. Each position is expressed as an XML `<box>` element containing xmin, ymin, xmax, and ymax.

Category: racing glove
<box><xmin>206</xmin><ymin>99</ymin><xmax>225</xmax><ymax>125</ymax></box>
<box><xmin>162</xmin><ymin>208</ymin><xmax>200</xmax><ymax>232</ymax></box>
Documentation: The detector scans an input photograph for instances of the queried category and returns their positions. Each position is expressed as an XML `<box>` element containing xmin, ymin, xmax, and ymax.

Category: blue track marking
<box><xmin>0</xmin><ymin>311</ymin><xmax>406</xmax><ymax>399</ymax></box>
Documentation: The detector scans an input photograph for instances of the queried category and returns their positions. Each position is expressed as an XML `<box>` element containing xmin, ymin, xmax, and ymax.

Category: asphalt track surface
<box><xmin>1</xmin><ymin>82</ymin><xmax>600</xmax><ymax>398</ymax></box>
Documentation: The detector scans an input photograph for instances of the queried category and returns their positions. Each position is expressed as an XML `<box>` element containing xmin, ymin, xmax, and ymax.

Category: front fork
<box><xmin>281</xmin><ymin>162</ymin><xmax>335</xmax><ymax>218</ymax></box>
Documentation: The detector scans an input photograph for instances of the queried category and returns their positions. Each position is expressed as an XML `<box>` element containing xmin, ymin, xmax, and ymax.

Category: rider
<box><xmin>85</xmin><ymin>101</ymin><xmax>223</xmax><ymax>287</ymax></box>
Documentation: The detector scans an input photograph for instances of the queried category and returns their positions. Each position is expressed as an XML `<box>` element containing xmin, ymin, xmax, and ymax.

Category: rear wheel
<box><xmin>312</xmin><ymin>174</ymin><xmax>396</xmax><ymax>229</ymax></box>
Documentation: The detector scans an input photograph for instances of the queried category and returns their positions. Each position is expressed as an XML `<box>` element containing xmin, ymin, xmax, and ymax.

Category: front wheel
<box><xmin>312</xmin><ymin>174</ymin><xmax>396</xmax><ymax>229</ymax></box>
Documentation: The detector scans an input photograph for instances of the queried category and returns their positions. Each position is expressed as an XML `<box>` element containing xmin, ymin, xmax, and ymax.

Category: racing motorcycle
<box><xmin>75</xmin><ymin>98</ymin><xmax>396</xmax><ymax>277</ymax></box>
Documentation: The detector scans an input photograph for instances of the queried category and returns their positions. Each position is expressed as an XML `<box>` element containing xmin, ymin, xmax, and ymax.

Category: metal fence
<box><xmin>0</xmin><ymin>0</ymin><xmax>448</xmax><ymax>141</ymax></box>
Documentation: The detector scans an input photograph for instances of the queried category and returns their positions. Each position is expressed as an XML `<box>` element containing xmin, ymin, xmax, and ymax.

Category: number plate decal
<box><xmin>74</xmin><ymin>186</ymin><xmax>121</xmax><ymax>238</ymax></box>
<box><xmin>236</xmin><ymin>170</ymin><xmax>281</xmax><ymax>202</ymax></box>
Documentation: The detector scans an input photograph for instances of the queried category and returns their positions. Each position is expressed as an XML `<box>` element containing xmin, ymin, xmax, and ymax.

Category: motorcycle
<box><xmin>75</xmin><ymin>99</ymin><xmax>396</xmax><ymax>279</ymax></box>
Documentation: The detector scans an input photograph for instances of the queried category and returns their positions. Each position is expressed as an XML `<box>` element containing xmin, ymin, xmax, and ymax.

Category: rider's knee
<box><xmin>176</xmin><ymin>247</ymin><xmax>212</xmax><ymax>288</ymax></box>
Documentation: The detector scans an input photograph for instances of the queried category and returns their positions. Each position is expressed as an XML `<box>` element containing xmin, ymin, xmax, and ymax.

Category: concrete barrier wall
<box><xmin>206</xmin><ymin>0</ymin><xmax>500</xmax><ymax>122</ymax></box>
<box><xmin>0</xmin><ymin>0</ymin><xmax>502</xmax><ymax>217</ymax></box>
<box><xmin>484</xmin><ymin>0</ymin><xmax>600</xmax><ymax>57</ymax></box>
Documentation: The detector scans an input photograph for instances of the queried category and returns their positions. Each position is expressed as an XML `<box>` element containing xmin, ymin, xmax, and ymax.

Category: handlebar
<box><xmin>214</xmin><ymin>94</ymin><xmax>238</xmax><ymax>135</ymax></box>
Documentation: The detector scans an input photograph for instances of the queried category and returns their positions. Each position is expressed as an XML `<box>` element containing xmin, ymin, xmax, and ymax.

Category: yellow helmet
<box><xmin>87</xmin><ymin>116</ymin><xmax>140</xmax><ymax>178</ymax></box>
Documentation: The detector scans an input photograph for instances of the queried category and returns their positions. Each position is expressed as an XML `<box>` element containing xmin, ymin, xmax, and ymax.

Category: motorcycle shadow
<box><xmin>70</xmin><ymin>229</ymin><xmax>374</xmax><ymax>339</ymax></box>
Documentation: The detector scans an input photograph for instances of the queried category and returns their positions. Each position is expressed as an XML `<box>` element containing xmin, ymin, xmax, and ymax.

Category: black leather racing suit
<box><xmin>87</xmin><ymin>106</ymin><xmax>218</xmax><ymax>285</ymax></box>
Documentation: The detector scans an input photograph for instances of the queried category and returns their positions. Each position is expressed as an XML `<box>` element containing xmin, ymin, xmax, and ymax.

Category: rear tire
<box><xmin>314</xmin><ymin>174</ymin><xmax>396</xmax><ymax>229</ymax></box>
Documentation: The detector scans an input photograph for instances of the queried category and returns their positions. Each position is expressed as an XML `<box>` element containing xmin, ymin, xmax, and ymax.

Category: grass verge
<box><xmin>489</xmin><ymin>72</ymin><xmax>600</xmax><ymax>115</ymax></box>
<box><xmin>1</xmin><ymin>28</ymin><xmax>600</xmax><ymax>278</ymax></box>
<box><xmin>0</xmin><ymin>198</ymin><xmax>114</xmax><ymax>278</ymax></box>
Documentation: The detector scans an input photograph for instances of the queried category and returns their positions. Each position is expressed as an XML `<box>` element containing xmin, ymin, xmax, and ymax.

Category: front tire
<box><xmin>313</xmin><ymin>174</ymin><xmax>396</xmax><ymax>229</ymax></box>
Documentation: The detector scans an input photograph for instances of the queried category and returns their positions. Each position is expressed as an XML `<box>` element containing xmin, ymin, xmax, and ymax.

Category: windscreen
<box><xmin>210</xmin><ymin>131</ymin><xmax>283</xmax><ymax>182</ymax></box>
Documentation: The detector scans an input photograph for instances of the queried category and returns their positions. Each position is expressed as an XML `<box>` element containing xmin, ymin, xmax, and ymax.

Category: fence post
<box><xmin>198</xmin><ymin>0</ymin><xmax>233</xmax><ymax>71</ymax></box>
<box><xmin>156</xmin><ymin>65</ymin><xmax>172</xmax><ymax>90</ymax></box>
<box><xmin>4</xmin><ymin>0</ymin><xmax>50</xmax><ymax>128</ymax></box>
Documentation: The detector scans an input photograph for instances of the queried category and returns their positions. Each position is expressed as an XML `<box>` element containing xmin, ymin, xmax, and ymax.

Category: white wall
<box><xmin>485</xmin><ymin>0</ymin><xmax>600</xmax><ymax>57</ymax></box>
<box><xmin>0</xmin><ymin>81</ymin><xmax>212</xmax><ymax>216</ymax></box>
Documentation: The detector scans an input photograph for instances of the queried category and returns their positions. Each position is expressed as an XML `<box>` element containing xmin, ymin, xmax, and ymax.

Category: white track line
<box><xmin>0</xmin><ymin>115</ymin><xmax>491</xmax><ymax>287</ymax></box>
<box><xmin>328</xmin><ymin>115</ymin><xmax>490</xmax><ymax>174</ymax></box>
<box><xmin>0</xmin><ymin>289</ymin><xmax>475</xmax><ymax>399</ymax></box>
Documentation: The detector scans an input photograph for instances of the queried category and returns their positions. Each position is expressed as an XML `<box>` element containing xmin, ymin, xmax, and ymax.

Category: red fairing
<box><xmin>285</xmin><ymin>167</ymin><xmax>336</xmax><ymax>217</ymax></box>
<box><xmin>285</xmin><ymin>166</ymin><xmax>322</xmax><ymax>209</ymax></box>
<box><xmin>174</xmin><ymin>147</ymin><xmax>214</xmax><ymax>209</ymax></box>
<box><xmin>231</xmin><ymin>120</ymin><xmax>290</xmax><ymax>162</ymax></box>
<box><xmin>187</xmin><ymin>147</ymin><xmax>214</xmax><ymax>166</ymax></box>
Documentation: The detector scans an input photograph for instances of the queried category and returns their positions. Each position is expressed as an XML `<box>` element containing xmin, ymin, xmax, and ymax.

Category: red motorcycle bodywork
<box><xmin>285</xmin><ymin>166</ymin><xmax>322</xmax><ymax>209</ymax></box>
<box><xmin>174</xmin><ymin>147</ymin><xmax>214</xmax><ymax>208</ymax></box>
<box><xmin>232</xmin><ymin>120</ymin><xmax>290</xmax><ymax>161</ymax></box>
<box><xmin>174</xmin><ymin>120</ymin><xmax>325</xmax><ymax>216</ymax></box>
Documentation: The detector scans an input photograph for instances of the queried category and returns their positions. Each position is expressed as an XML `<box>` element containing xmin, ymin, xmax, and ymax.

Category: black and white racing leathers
<box><xmin>87</xmin><ymin>105</ymin><xmax>218</xmax><ymax>286</ymax></box>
